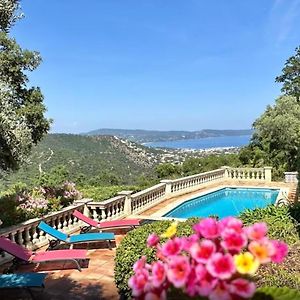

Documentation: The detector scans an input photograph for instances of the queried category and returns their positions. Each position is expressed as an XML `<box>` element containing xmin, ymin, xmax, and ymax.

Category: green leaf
<box><xmin>253</xmin><ymin>286</ymin><xmax>300</xmax><ymax>300</ymax></box>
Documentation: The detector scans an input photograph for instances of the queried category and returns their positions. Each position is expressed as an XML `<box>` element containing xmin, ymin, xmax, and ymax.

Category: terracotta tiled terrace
<box><xmin>0</xmin><ymin>234</ymin><xmax>125</xmax><ymax>300</ymax></box>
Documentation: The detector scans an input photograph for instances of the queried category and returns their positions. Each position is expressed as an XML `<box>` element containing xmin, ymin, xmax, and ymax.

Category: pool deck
<box><xmin>137</xmin><ymin>180</ymin><xmax>296</xmax><ymax>218</ymax></box>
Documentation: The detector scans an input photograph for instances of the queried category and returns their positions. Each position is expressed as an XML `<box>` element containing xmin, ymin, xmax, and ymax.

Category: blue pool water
<box><xmin>164</xmin><ymin>188</ymin><xmax>279</xmax><ymax>219</ymax></box>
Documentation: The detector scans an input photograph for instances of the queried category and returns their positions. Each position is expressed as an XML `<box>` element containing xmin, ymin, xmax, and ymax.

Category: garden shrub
<box><xmin>0</xmin><ymin>181</ymin><xmax>82</xmax><ymax>227</ymax></box>
<box><xmin>114</xmin><ymin>218</ymin><xmax>199</xmax><ymax>299</ymax></box>
<box><xmin>289</xmin><ymin>202</ymin><xmax>300</xmax><ymax>223</ymax></box>
<box><xmin>239</xmin><ymin>205</ymin><xmax>299</xmax><ymax>245</ymax></box>
<box><xmin>115</xmin><ymin>206</ymin><xmax>300</xmax><ymax>299</ymax></box>
<box><xmin>0</xmin><ymin>194</ymin><xmax>26</xmax><ymax>227</ymax></box>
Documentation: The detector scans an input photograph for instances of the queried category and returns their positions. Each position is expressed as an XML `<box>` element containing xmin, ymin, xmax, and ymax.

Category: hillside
<box><xmin>0</xmin><ymin>134</ymin><xmax>163</xmax><ymax>187</ymax></box>
<box><xmin>84</xmin><ymin>128</ymin><xmax>253</xmax><ymax>143</ymax></box>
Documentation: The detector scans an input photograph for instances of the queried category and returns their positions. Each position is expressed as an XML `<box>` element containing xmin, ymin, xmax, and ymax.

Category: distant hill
<box><xmin>1</xmin><ymin>134</ymin><xmax>162</xmax><ymax>188</ymax></box>
<box><xmin>84</xmin><ymin>128</ymin><xmax>253</xmax><ymax>143</ymax></box>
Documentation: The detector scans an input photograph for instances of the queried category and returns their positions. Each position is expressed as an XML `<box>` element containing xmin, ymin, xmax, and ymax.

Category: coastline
<box><xmin>143</xmin><ymin>135</ymin><xmax>251</xmax><ymax>151</ymax></box>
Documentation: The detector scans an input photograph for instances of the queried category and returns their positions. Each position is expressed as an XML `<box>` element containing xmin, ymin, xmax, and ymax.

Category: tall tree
<box><xmin>0</xmin><ymin>1</ymin><xmax>50</xmax><ymax>171</ymax></box>
<box><xmin>276</xmin><ymin>46</ymin><xmax>300</xmax><ymax>101</ymax></box>
<box><xmin>0</xmin><ymin>0</ymin><xmax>22</xmax><ymax>32</ymax></box>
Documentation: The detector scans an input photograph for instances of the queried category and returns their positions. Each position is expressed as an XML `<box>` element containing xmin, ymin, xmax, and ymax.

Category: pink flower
<box><xmin>193</xmin><ymin>218</ymin><xmax>219</xmax><ymax>239</ymax></box>
<box><xmin>248</xmin><ymin>240</ymin><xmax>275</xmax><ymax>263</ymax></box>
<box><xmin>185</xmin><ymin>268</ymin><xmax>198</xmax><ymax>297</ymax></box>
<box><xmin>221</xmin><ymin>229</ymin><xmax>247</xmax><ymax>252</ymax></box>
<box><xmin>189</xmin><ymin>239</ymin><xmax>216</xmax><ymax>263</ymax></box>
<box><xmin>207</xmin><ymin>253</ymin><xmax>236</xmax><ymax>280</ymax></box>
<box><xmin>133</xmin><ymin>256</ymin><xmax>147</xmax><ymax>272</ymax></box>
<box><xmin>195</xmin><ymin>263</ymin><xmax>207</xmax><ymax>281</ymax></box>
<box><xmin>151</xmin><ymin>261</ymin><xmax>166</xmax><ymax>288</ymax></box>
<box><xmin>229</xmin><ymin>278</ymin><xmax>256</xmax><ymax>298</ymax></box>
<box><xmin>147</xmin><ymin>234</ymin><xmax>160</xmax><ymax>247</ymax></box>
<box><xmin>167</xmin><ymin>255</ymin><xmax>191</xmax><ymax>288</ymax></box>
<box><xmin>209</xmin><ymin>283</ymin><xmax>232</xmax><ymax>300</ymax></box>
<box><xmin>128</xmin><ymin>269</ymin><xmax>149</xmax><ymax>297</ymax></box>
<box><xmin>270</xmin><ymin>240</ymin><xmax>288</xmax><ymax>263</ymax></box>
<box><xmin>161</xmin><ymin>237</ymin><xmax>182</xmax><ymax>256</ymax></box>
<box><xmin>219</xmin><ymin>217</ymin><xmax>243</xmax><ymax>234</ymax></box>
<box><xmin>145</xmin><ymin>290</ymin><xmax>166</xmax><ymax>300</ymax></box>
<box><xmin>197</xmin><ymin>272</ymin><xmax>218</xmax><ymax>297</ymax></box>
<box><xmin>181</xmin><ymin>234</ymin><xmax>199</xmax><ymax>251</ymax></box>
<box><xmin>246</xmin><ymin>222</ymin><xmax>268</xmax><ymax>241</ymax></box>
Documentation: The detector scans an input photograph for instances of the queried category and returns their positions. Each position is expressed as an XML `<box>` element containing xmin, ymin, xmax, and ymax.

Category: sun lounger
<box><xmin>0</xmin><ymin>272</ymin><xmax>47</xmax><ymax>299</ymax></box>
<box><xmin>0</xmin><ymin>237</ymin><xmax>87</xmax><ymax>272</ymax></box>
<box><xmin>73</xmin><ymin>210</ymin><xmax>140</xmax><ymax>233</ymax></box>
<box><xmin>0</xmin><ymin>272</ymin><xmax>46</xmax><ymax>288</ymax></box>
<box><xmin>38</xmin><ymin>221</ymin><xmax>115</xmax><ymax>249</ymax></box>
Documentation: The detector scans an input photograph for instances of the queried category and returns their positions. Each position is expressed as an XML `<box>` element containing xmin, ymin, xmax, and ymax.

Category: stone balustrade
<box><xmin>284</xmin><ymin>171</ymin><xmax>298</xmax><ymax>183</ymax></box>
<box><xmin>223</xmin><ymin>166</ymin><xmax>272</xmax><ymax>182</ymax></box>
<box><xmin>167</xmin><ymin>168</ymin><xmax>225</xmax><ymax>195</ymax></box>
<box><xmin>86</xmin><ymin>195</ymin><xmax>126</xmax><ymax>221</ymax></box>
<box><xmin>0</xmin><ymin>166</ymin><xmax>274</xmax><ymax>264</ymax></box>
<box><xmin>130</xmin><ymin>183</ymin><xmax>166</xmax><ymax>214</ymax></box>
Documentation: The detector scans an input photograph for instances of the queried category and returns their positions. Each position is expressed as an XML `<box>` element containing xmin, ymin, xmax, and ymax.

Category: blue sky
<box><xmin>12</xmin><ymin>0</ymin><xmax>300</xmax><ymax>133</ymax></box>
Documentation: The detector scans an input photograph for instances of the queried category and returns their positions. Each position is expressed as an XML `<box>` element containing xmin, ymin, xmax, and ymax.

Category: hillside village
<box><xmin>112</xmin><ymin>135</ymin><xmax>240</xmax><ymax>165</ymax></box>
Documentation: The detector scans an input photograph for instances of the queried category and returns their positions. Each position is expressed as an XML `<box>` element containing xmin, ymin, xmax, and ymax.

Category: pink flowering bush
<box><xmin>0</xmin><ymin>181</ymin><xmax>82</xmax><ymax>227</ymax></box>
<box><xmin>129</xmin><ymin>217</ymin><xmax>289</xmax><ymax>300</ymax></box>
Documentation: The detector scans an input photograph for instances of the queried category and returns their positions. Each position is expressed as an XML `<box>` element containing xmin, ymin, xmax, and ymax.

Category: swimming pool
<box><xmin>164</xmin><ymin>187</ymin><xmax>279</xmax><ymax>219</ymax></box>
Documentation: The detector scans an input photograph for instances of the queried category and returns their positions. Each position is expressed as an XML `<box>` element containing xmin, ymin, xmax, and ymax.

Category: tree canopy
<box><xmin>276</xmin><ymin>46</ymin><xmax>300</xmax><ymax>101</ymax></box>
<box><xmin>240</xmin><ymin>95</ymin><xmax>300</xmax><ymax>176</ymax></box>
<box><xmin>0</xmin><ymin>0</ymin><xmax>50</xmax><ymax>172</ymax></box>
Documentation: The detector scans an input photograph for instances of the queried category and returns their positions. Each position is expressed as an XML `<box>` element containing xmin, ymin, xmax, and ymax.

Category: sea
<box><xmin>144</xmin><ymin>135</ymin><xmax>251</xmax><ymax>150</ymax></box>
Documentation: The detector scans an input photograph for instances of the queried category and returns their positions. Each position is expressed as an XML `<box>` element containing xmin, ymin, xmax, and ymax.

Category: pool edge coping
<box><xmin>142</xmin><ymin>185</ymin><xmax>289</xmax><ymax>220</ymax></box>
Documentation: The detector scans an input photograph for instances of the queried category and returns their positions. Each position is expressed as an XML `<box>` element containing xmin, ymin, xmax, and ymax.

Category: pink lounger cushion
<box><xmin>99</xmin><ymin>219</ymin><xmax>140</xmax><ymax>229</ymax></box>
<box><xmin>73</xmin><ymin>210</ymin><xmax>141</xmax><ymax>229</ymax></box>
<box><xmin>0</xmin><ymin>237</ymin><xmax>32</xmax><ymax>261</ymax></box>
<box><xmin>31</xmin><ymin>249</ymin><xmax>87</xmax><ymax>262</ymax></box>
<box><xmin>73</xmin><ymin>210</ymin><xmax>99</xmax><ymax>227</ymax></box>
<box><xmin>0</xmin><ymin>236</ymin><xmax>87</xmax><ymax>263</ymax></box>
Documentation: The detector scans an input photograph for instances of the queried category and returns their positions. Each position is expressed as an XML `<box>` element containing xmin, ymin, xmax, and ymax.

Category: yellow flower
<box><xmin>234</xmin><ymin>252</ymin><xmax>260</xmax><ymax>275</ymax></box>
<box><xmin>161</xmin><ymin>222</ymin><xmax>178</xmax><ymax>238</ymax></box>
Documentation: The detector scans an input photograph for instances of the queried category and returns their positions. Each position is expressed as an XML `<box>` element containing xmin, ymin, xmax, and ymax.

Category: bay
<box><xmin>145</xmin><ymin>135</ymin><xmax>251</xmax><ymax>150</ymax></box>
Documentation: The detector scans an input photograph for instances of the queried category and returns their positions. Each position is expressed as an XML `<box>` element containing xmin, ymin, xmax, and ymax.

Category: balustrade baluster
<box><xmin>92</xmin><ymin>208</ymin><xmax>99</xmax><ymax>221</ymax></box>
<box><xmin>58</xmin><ymin>216</ymin><xmax>64</xmax><ymax>230</ymax></box>
<box><xmin>24</xmin><ymin>227</ymin><xmax>33</xmax><ymax>248</ymax></box>
<box><xmin>62</xmin><ymin>214</ymin><xmax>68</xmax><ymax>230</ymax></box>
<box><xmin>66</xmin><ymin>212</ymin><xmax>72</xmax><ymax>230</ymax></box>
<box><xmin>17</xmin><ymin>230</ymin><xmax>24</xmax><ymax>246</ymax></box>
<box><xmin>32</xmin><ymin>227</ymin><xmax>39</xmax><ymax>244</ymax></box>
<box><xmin>9</xmin><ymin>232</ymin><xmax>16</xmax><ymax>243</ymax></box>
<box><xmin>38</xmin><ymin>227</ymin><xmax>46</xmax><ymax>242</ymax></box>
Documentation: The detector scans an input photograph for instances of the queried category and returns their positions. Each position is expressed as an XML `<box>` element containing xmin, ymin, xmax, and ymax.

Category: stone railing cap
<box><xmin>131</xmin><ymin>183</ymin><xmax>165</xmax><ymax>198</ymax></box>
<box><xmin>160</xmin><ymin>179</ymin><xmax>173</xmax><ymax>183</ymax></box>
<box><xmin>74</xmin><ymin>198</ymin><xmax>93</xmax><ymax>204</ymax></box>
<box><xmin>117</xmin><ymin>190</ymin><xmax>134</xmax><ymax>196</ymax></box>
<box><xmin>172</xmin><ymin>169</ymin><xmax>224</xmax><ymax>183</ymax></box>
<box><xmin>284</xmin><ymin>171</ymin><xmax>298</xmax><ymax>174</ymax></box>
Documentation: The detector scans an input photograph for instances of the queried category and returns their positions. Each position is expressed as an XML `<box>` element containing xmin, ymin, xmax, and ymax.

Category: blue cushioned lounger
<box><xmin>0</xmin><ymin>273</ymin><xmax>46</xmax><ymax>289</ymax></box>
<box><xmin>38</xmin><ymin>221</ymin><xmax>115</xmax><ymax>249</ymax></box>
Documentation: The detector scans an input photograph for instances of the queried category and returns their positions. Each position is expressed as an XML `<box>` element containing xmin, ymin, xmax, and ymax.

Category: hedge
<box><xmin>114</xmin><ymin>218</ymin><xmax>199</xmax><ymax>299</ymax></box>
